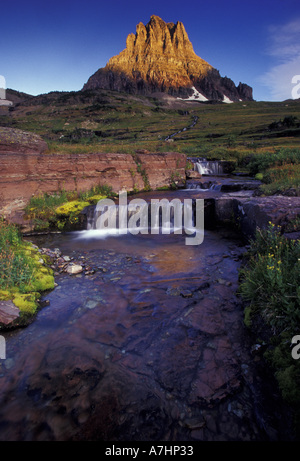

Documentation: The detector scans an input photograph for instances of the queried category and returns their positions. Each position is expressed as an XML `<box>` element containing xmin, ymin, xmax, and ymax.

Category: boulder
<box><xmin>0</xmin><ymin>300</ymin><xmax>20</xmax><ymax>327</ymax></box>
<box><xmin>66</xmin><ymin>264</ymin><xmax>83</xmax><ymax>275</ymax></box>
<box><xmin>186</xmin><ymin>170</ymin><xmax>201</xmax><ymax>179</ymax></box>
<box><xmin>215</xmin><ymin>194</ymin><xmax>300</xmax><ymax>238</ymax></box>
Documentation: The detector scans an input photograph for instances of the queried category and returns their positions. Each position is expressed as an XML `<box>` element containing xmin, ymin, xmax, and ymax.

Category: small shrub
<box><xmin>239</xmin><ymin>223</ymin><xmax>300</xmax><ymax>333</ymax></box>
<box><xmin>24</xmin><ymin>184</ymin><xmax>113</xmax><ymax>231</ymax></box>
<box><xmin>247</xmin><ymin>148</ymin><xmax>300</xmax><ymax>176</ymax></box>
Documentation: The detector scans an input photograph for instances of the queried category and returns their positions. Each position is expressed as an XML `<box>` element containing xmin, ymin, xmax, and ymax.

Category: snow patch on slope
<box><xmin>177</xmin><ymin>86</ymin><xmax>208</xmax><ymax>102</ymax></box>
<box><xmin>177</xmin><ymin>87</ymin><xmax>235</xmax><ymax>104</ymax></box>
<box><xmin>223</xmin><ymin>94</ymin><xmax>234</xmax><ymax>104</ymax></box>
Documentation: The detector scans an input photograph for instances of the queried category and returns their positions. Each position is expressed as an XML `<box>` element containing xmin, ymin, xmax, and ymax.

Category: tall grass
<box><xmin>247</xmin><ymin>148</ymin><xmax>300</xmax><ymax>176</ymax></box>
<box><xmin>245</xmin><ymin>148</ymin><xmax>300</xmax><ymax>195</ymax></box>
<box><xmin>259</xmin><ymin>164</ymin><xmax>300</xmax><ymax>195</ymax></box>
<box><xmin>24</xmin><ymin>191</ymin><xmax>70</xmax><ymax>231</ymax></box>
<box><xmin>0</xmin><ymin>218</ymin><xmax>35</xmax><ymax>291</ymax></box>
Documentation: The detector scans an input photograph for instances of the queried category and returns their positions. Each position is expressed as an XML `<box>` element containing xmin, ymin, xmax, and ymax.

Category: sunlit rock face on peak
<box><xmin>83</xmin><ymin>15</ymin><xmax>253</xmax><ymax>102</ymax></box>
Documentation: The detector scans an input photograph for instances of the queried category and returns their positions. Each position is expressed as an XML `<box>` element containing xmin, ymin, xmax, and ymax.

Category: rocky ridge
<box><xmin>83</xmin><ymin>15</ymin><xmax>253</xmax><ymax>102</ymax></box>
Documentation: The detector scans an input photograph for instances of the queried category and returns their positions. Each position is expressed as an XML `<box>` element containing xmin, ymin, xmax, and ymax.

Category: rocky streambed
<box><xmin>0</xmin><ymin>177</ymin><xmax>297</xmax><ymax>441</ymax></box>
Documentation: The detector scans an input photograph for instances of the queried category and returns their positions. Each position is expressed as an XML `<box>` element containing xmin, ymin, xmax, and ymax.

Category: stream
<box><xmin>0</xmin><ymin>178</ymin><xmax>294</xmax><ymax>441</ymax></box>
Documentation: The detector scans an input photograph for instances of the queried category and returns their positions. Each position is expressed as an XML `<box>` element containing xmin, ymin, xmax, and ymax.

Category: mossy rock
<box><xmin>40</xmin><ymin>253</ymin><xmax>54</xmax><ymax>265</ymax></box>
<box><xmin>22</xmin><ymin>242</ymin><xmax>55</xmax><ymax>291</ymax></box>
<box><xmin>0</xmin><ymin>289</ymin><xmax>18</xmax><ymax>301</ymax></box>
<box><xmin>55</xmin><ymin>200</ymin><xmax>90</xmax><ymax>216</ymax></box>
<box><xmin>0</xmin><ymin>289</ymin><xmax>41</xmax><ymax>328</ymax></box>
<box><xmin>0</xmin><ymin>242</ymin><xmax>55</xmax><ymax>326</ymax></box>
<box><xmin>12</xmin><ymin>292</ymin><xmax>40</xmax><ymax>316</ymax></box>
<box><xmin>23</xmin><ymin>266</ymin><xmax>55</xmax><ymax>293</ymax></box>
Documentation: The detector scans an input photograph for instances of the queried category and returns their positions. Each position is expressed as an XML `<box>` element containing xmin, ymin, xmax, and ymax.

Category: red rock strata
<box><xmin>0</xmin><ymin>127</ymin><xmax>186</xmax><ymax>225</ymax></box>
<box><xmin>0</xmin><ymin>150</ymin><xmax>186</xmax><ymax>223</ymax></box>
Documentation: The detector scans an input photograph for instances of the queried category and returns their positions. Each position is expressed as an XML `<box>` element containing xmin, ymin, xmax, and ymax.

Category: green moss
<box><xmin>12</xmin><ymin>292</ymin><xmax>40</xmax><ymax>315</ymax></box>
<box><xmin>86</xmin><ymin>194</ymin><xmax>107</xmax><ymax>204</ymax></box>
<box><xmin>1</xmin><ymin>243</ymin><xmax>54</xmax><ymax>294</ymax></box>
<box><xmin>0</xmin><ymin>289</ymin><xmax>16</xmax><ymax>300</ymax></box>
<box><xmin>24</xmin><ymin>267</ymin><xmax>54</xmax><ymax>293</ymax></box>
<box><xmin>40</xmin><ymin>253</ymin><xmax>53</xmax><ymax>265</ymax></box>
<box><xmin>0</xmin><ymin>238</ymin><xmax>55</xmax><ymax>321</ymax></box>
<box><xmin>156</xmin><ymin>185</ymin><xmax>170</xmax><ymax>191</ymax></box>
<box><xmin>25</xmin><ymin>185</ymin><xmax>113</xmax><ymax>232</ymax></box>
<box><xmin>55</xmin><ymin>200</ymin><xmax>90</xmax><ymax>216</ymax></box>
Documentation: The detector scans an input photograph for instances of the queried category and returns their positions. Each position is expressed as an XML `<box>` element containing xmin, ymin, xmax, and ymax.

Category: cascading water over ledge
<box><xmin>187</xmin><ymin>157</ymin><xmax>236</xmax><ymax>176</ymax></box>
<box><xmin>193</xmin><ymin>158</ymin><xmax>224</xmax><ymax>175</ymax></box>
<box><xmin>83</xmin><ymin>193</ymin><xmax>205</xmax><ymax>246</ymax></box>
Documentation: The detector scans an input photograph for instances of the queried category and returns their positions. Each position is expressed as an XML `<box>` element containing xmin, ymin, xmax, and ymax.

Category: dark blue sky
<box><xmin>1</xmin><ymin>0</ymin><xmax>300</xmax><ymax>101</ymax></box>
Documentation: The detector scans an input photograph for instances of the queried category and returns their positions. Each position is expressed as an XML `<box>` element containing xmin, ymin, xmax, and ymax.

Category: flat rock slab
<box><xmin>0</xmin><ymin>300</ymin><xmax>20</xmax><ymax>325</ymax></box>
<box><xmin>215</xmin><ymin>195</ymin><xmax>300</xmax><ymax>238</ymax></box>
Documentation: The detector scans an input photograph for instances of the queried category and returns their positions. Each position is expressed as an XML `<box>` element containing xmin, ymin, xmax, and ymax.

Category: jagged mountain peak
<box><xmin>83</xmin><ymin>16</ymin><xmax>253</xmax><ymax>102</ymax></box>
<box><xmin>125</xmin><ymin>15</ymin><xmax>198</xmax><ymax>59</ymax></box>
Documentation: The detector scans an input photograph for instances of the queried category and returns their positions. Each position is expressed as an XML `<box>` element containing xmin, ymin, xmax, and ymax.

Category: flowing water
<box><xmin>0</xmin><ymin>189</ymin><xmax>293</xmax><ymax>441</ymax></box>
<box><xmin>193</xmin><ymin>160</ymin><xmax>224</xmax><ymax>176</ymax></box>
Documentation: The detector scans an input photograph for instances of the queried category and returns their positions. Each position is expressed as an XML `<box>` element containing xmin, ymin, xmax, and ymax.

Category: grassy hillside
<box><xmin>2</xmin><ymin>89</ymin><xmax>300</xmax><ymax>160</ymax></box>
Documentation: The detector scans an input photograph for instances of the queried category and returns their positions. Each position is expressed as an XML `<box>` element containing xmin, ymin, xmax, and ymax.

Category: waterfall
<box><xmin>194</xmin><ymin>159</ymin><xmax>223</xmax><ymax>175</ymax></box>
<box><xmin>84</xmin><ymin>195</ymin><xmax>203</xmax><ymax>244</ymax></box>
<box><xmin>86</xmin><ymin>205</ymin><xmax>97</xmax><ymax>230</ymax></box>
